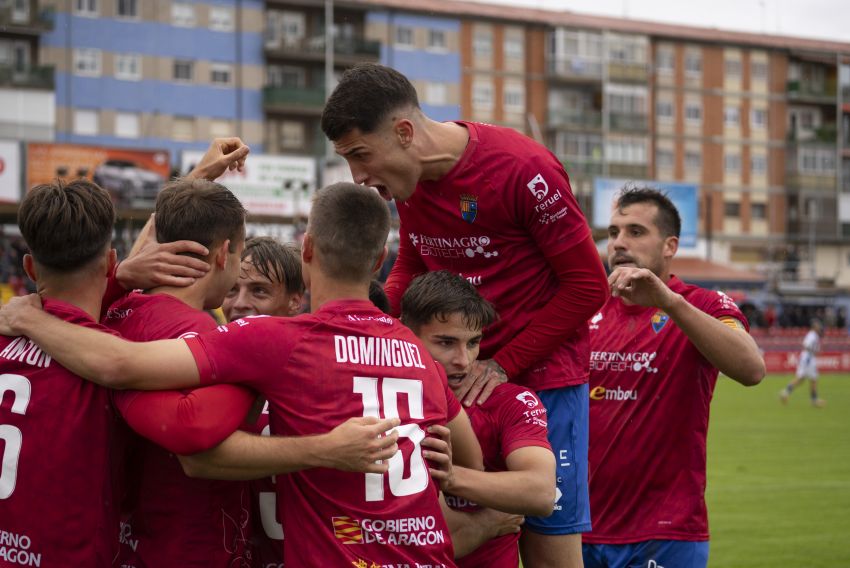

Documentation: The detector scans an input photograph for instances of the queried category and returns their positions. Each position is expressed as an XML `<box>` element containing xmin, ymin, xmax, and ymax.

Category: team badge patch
<box><xmin>460</xmin><ymin>193</ymin><xmax>478</xmax><ymax>223</ymax></box>
<box><xmin>332</xmin><ymin>516</ymin><xmax>363</xmax><ymax>544</ymax></box>
<box><xmin>650</xmin><ymin>311</ymin><xmax>670</xmax><ymax>333</ymax></box>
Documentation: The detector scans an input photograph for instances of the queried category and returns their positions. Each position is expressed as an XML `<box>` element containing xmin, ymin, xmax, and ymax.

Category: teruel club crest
<box><xmin>460</xmin><ymin>193</ymin><xmax>478</xmax><ymax>223</ymax></box>
<box><xmin>650</xmin><ymin>310</ymin><xmax>670</xmax><ymax>333</ymax></box>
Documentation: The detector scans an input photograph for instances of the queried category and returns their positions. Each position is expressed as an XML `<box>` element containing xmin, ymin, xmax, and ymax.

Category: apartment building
<box><xmin>39</xmin><ymin>0</ymin><xmax>265</xmax><ymax>160</ymax></box>
<box><xmin>0</xmin><ymin>0</ymin><xmax>55</xmax><ymax>141</ymax></box>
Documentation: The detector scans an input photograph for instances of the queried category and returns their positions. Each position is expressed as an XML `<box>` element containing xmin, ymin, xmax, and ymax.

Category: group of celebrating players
<box><xmin>0</xmin><ymin>64</ymin><xmax>765</xmax><ymax>568</ymax></box>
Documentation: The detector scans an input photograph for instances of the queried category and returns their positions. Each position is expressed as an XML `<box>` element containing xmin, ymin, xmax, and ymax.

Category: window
<box><xmin>116</xmin><ymin>0</ymin><xmax>137</xmax><ymax>18</ymax></box>
<box><xmin>751</xmin><ymin>155</ymin><xmax>767</xmax><ymax>174</ymax></box>
<box><xmin>73</xmin><ymin>48</ymin><xmax>101</xmax><ymax>76</ymax></box>
<box><xmin>725</xmin><ymin>59</ymin><xmax>741</xmax><ymax>77</ymax></box>
<box><xmin>724</xmin><ymin>201</ymin><xmax>740</xmax><ymax>217</ymax></box>
<box><xmin>115</xmin><ymin>112</ymin><xmax>140</xmax><ymax>138</ymax></box>
<box><xmin>752</xmin><ymin>61</ymin><xmax>768</xmax><ymax>80</ymax></box>
<box><xmin>425</xmin><ymin>82</ymin><xmax>447</xmax><ymax>105</ymax></box>
<box><xmin>173</xmin><ymin>60</ymin><xmax>193</xmax><ymax>81</ymax></box>
<box><xmin>557</xmin><ymin>133</ymin><xmax>603</xmax><ymax>160</ymax></box>
<box><xmin>74</xmin><ymin>0</ymin><xmax>97</xmax><ymax>16</ymax></box>
<box><xmin>656</xmin><ymin>149</ymin><xmax>674</xmax><ymax>169</ymax></box>
<box><xmin>172</xmin><ymin>116</ymin><xmax>194</xmax><ymax>141</ymax></box>
<box><xmin>427</xmin><ymin>29</ymin><xmax>447</xmax><ymax>51</ymax></box>
<box><xmin>685</xmin><ymin>151</ymin><xmax>702</xmax><ymax>169</ymax></box>
<box><xmin>209</xmin><ymin>7</ymin><xmax>234</xmax><ymax>32</ymax></box>
<box><xmin>268</xmin><ymin>65</ymin><xmax>304</xmax><ymax>88</ymax></box>
<box><xmin>751</xmin><ymin>203</ymin><xmax>767</xmax><ymax>219</ymax></box>
<box><xmin>724</xmin><ymin>153</ymin><xmax>741</xmax><ymax>172</ymax></box>
<box><xmin>656</xmin><ymin>48</ymin><xmax>674</xmax><ymax>73</ymax></box>
<box><xmin>472</xmin><ymin>82</ymin><xmax>493</xmax><ymax>109</ymax></box>
<box><xmin>473</xmin><ymin>31</ymin><xmax>492</xmax><ymax>57</ymax></box>
<box><xmin>685</xmin><ymin>52</ymin><xmax>701</xmax><ymax>77</ymax></box>
<box><xmin>724</xmin><ymin>106</ymin><xmax>740</xmax><ymax>126</ymax></box>
<box><xmin>73</xmin><ymin>109</ymin><xmax>99</xmax><ymax>135</ymax></box>
<box><xmin>504</xmin><ymin>36</ymin><xmax>524</xmax><ymax>60</ymax></box>
<box><xmin>171</xmin><ymin>3</ymin><xmax>195</xmax><ymax>27</ymax></box>
<box><xmin>280</xmin><ymin>121</ymin><xmax>305</xmax><ymax>149</ymax></box>
<box><xmin>11</xmin><ymin>0</ymin><xmax>30</xmax><ymax>22</ymax></box>
<box><xmin>656</xmin><ymin>101</ymin><xmax>673</xmax><ymax>120</ymax></box>
<box><xmin>210</xmin><ymin>119</ymin><xmax>230</xmax><ymax>139</ymax></box>
<box><xmin>115</xmin><ymin>53</ymin><xmax>141</xmax><ymax>81</ymax></box>
<box><xmin>504</xmin><ymin>85</ymin><xmax>525</xmax><ymax>111</ymax></box>
<box><xmin>210</xmin><ymin>63</ymin><xmax>232</xmax><ymax>85</ymax></box>
<box><xmin>685</xmin><ymin>102</ymin><xmax>701</xmax><ymax>124</ymax></box>
<box><xmin>751</xmin><ymin>108</ymin><xmax>768</xmax><ymax>128</ymax></box>
<box><xmin>606</xmin><ymin>137</ymin><xmax>647</xmax><ymax>164</ymax></box>
<box><xmin>395</xmin><ymin>26</ymin><xmax>414</xmax><ymax>48</ymax></box>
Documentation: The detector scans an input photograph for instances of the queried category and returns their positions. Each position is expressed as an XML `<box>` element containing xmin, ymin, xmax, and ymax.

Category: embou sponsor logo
<box><xmin>589</xmin><ymin>385</ymin><xmax>638</xmax><ymax>401</ymax></box>
<box><xmin>590</xmin><ymin>351</ymin><xmax>658</xmax><ymax>373</ymax></box>
<box><xmin>409</xmin><ymin>233</ymin><xmax>499</xmax><ymax>259</ymax></box>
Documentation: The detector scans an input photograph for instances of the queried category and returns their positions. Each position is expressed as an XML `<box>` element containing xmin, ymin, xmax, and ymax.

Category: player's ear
<box><xmin>301</xmin><ymin>234</ymin><xmax>314</xmax><ymax>265</ymax></box>
<box><xmin>395</xmin><ymin>119</ymin><xmax>414</xmax><ymax>148</ymax></box>
<box><xmin>663</xmin><ymin>235</ymin><xmax>679</xmax><ymax>260</ymax></box>
<box><xmin>106</xmin><ymin>248</ymin><xmax>118</xmax><ymax>276</ymax></box>
<box><xmin>288</xmin><ymin>292</ymin><xmax>303</xmax><ymax>316</ymax></box>
<box><xmin>371</xmin><ymin>245</ymin><xmax>388</xmax><ymax>275</ymax></box>
<box><xmin>215</xmin><ymin>239</ymin><xmax>230</xmax><ymax>269</ymax></box>
<box><xmin>22</xmin><ymin>254</ymin><xmax>38</xmax><ymax>283</ymax></box>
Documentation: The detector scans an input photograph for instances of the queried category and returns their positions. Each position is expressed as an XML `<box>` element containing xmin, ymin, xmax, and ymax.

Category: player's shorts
<box><xmin>796</xmin><ymin>354</ymin><xmax>818</xmax><ymax>380</ymax></box>
<box><xmin>582</xmin><ymin>539</ymin><xmax>709</xmax><ymax>568</ymax></box>
<box><xmin>524</xmin><ymin>383</ymin><xmax>590</xmax><ymax>535</ymax></box>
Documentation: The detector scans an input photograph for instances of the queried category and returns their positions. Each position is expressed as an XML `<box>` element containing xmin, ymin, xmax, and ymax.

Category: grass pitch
<box><xmin>706</xmin><ymin>373</ymin><xmax>850</xmax><ymax>567</ymax></box>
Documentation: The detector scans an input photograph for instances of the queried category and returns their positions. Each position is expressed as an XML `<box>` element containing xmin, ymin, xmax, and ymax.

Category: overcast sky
<box><xmin>470</xmin><ymin>0</ymin><xmax>850</xmax><ymax>43</ymax></box>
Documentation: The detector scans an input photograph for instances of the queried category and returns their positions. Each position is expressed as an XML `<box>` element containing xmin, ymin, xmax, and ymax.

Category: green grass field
<box><xmin>706</xmin><ymin>373</ymin><xmax>850</xmax><ymax>567</ymax></box>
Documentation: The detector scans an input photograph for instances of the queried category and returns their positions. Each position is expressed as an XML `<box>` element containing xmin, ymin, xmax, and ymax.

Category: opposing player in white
<box><xmin>779</xmin><ymin>319</ymin><xmax>825</xmax><ymax>407</ymax></box>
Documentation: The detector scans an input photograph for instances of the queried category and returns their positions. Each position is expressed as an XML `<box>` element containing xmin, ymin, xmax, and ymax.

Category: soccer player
<box><xmin>0</xmin><ymin>182</ymin><xmax>481</xmax><ymax>567</ymax></box>
<box><xmin>401</xmin><ymin>270</ymin><xmax>556</xmax><ymax>567</ymax></box>
<box><xmin>779</xmin><ymin>318</ymin><xmax>826</xmax><ymax>407</ymax></box>
<box><xmin>0</xmin><ymin>180</ymin><xmax>126</xmax><ymax>567</ymax></box>
<box><xmin>321</xmin><ymin>63</ymin><xmax>608</xmax><ymax>567</ymax></box>
<box><xmin>584</xmin><ymin>188</ymin><xmax>765</xmax><ymax>568</ymax></box>
<box><xmin>222</xmin><ymin>236</ymin><xmax>304</xmax><ymax>322</ymax></box>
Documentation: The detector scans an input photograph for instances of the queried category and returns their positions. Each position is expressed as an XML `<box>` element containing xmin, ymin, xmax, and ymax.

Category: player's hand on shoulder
<box><xmin>320</xmin><ymin>416</ymin><xmax>400</xmax><ymax>474</ymax></box>
<box><xmin>459</xmin><ymin>359</ymin><xmax>508</xmax><ymax>407</ymax></box>
<box><xmin>187</xmin><ymin>137</ymin><xmax>250</xmax><ymax>181</ymax></box>
<box><xmin>422</xmin><ymin>424</ymin><xmax>454</xmax><ymax>492</ymax></box>
<box><xmin>0</xmin><ymin>294</ymin><xmax>43</xmax><ymax>336</ymax></box>
<box><xmin>608</xmin><ymin>266</ymin><xmax>677</xmax><ymax>310</ymax></box>
<box><xmin>118</xmin><ymin>223</ymin><xmax>210</xmax><ymax>290</ymax></box>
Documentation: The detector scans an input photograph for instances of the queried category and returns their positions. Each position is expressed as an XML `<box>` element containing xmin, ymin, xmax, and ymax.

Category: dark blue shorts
<box><xmin>524</xmin><ymin>383</ymin><xmax>591</xmax><ymax>535</ymax></box>
<box><xmin>583</xmin><ymin>540</ymin><xmax>709</xmax><ymax>568</ymax></box>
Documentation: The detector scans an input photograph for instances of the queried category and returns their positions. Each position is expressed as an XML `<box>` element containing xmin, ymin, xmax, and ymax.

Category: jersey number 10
<box><xmin>0</xmin><ymin>373</ymin><xmax>31</xmax><ymax>500</ymax></box>
<box><xmin>353</xmin><ymin>376</ymin><xmax>429</xmax><ymax>502</ymax></box>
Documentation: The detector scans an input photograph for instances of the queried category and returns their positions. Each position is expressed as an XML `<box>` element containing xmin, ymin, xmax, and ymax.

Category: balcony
<box><xmin>548</xmin><ymin>58</ymin><xmax>603</xmax><ymax>82</ymax></box>
<box><xmin>263</xmin><ymin>86</ymin><xmax>326</xmax><ymax>115</ymax></box>
<box><xmin>788</xmin><ymin>123</ymin><xmax>837</xmax><ymax>145</ymax></box>
<box><xmin>264</xmin><ymin>35</ymin><xmax>381</xmax><ymax>66</ymax></box>
<box><xmin>607</xmin><ymin>61</ymin><xmax>649</xmax><ymax>82</ymax></box>
<box><xmin>608</xmin><ymin>163</ymin><xmax>649</xmax><ymax>178</ymax></box>
<box><xmin>0</xmin><ymin>5</ymin><xmax>54</xmax><ymax>33</ymax></box>
<box><xmin>787</xmin><ymin>79</ymin><xmax>837</xmax><ymax>104</ymax></box>
<box><xmin>785</xmin><ymin>171</ymin><xmax>837</xmax><ymax>191</ymax></box>
<box><xmin>608</xmin><ymin>112</ymin><xmax>649</xmax><ymax>132</ymax></box>
<box><xmin>561</xmin><ymin>158</ymin><xmax>603</xmax><ymax>177</ymax></box>
<box><xmin>548</xmin><ymin>109</ymin><xmax>602</xmax><ymax>131</ymax></box>
<box><xmin>0</xmin><ymin>65</ymin><xmax>54</xmax><ymax>89</ymax></box>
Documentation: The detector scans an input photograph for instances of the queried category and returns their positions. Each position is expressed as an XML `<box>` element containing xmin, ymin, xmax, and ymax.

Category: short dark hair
<box><xmin>401</xmin><ymin>271</ymin><xmax>497</xmax><ymax>334</ymax></box>
<box><xmin>615</xmin><ymin>186</ymin><xmax>681</xmax><ymax>238</ymax></box>
<box><xmin>243</xmin><ymin>236</ymin><xmax>304</xmax><ymax>296</ymax></box>
<box><xmin>308</xmin><ymin>182</ymin><xmax>390</xmax><ymax>283</ymax></box>
<box><xmin>155</xmin><ymin>178</ymin><xmax>246</xmax><ymax>257</ymax></box>
<box><xmin>369</xmin><ymin>279</ymin><xmax>391</xmax><ymax>314</ymax></box>
<box><xmin>321</xmin><ymin>63</ymin><xmax>420</xmax><ymax>141</ymax></box>
<box><xmin>18</xmin><ymin>179</ymin><xmax>115</xmax><ymax>272</ymax></box>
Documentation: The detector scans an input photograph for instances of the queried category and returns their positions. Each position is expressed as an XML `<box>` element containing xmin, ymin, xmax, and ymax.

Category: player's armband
<box><xmin>718</xmin><ymin>316</ymin><xmax>745</xmax><ymax>331</ymax></box>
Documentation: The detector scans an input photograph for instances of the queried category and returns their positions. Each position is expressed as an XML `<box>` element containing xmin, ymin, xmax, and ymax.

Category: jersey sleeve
<box><xmin>435</xmin><ymin>364</ymin><xmax>462</xmax><ymax>422</ymax></box>
<box><xmin>698</xmin><ymin>290</ymin><xmax>750</xmax><ymax>331</ymax></box>
<box><xmin>383</xmin><ymin>227</ymin><xmax>428</xmax><ymax>317</ymax></box>
<box><xmin>100</xmin><ymin>263</ymin><xmax>129</xmax><ymax>320</ymax></box>
<box><xmin>113</xmin><ymin>384</ymin><xmax>256</xmax><ymax>455</ymax></box>
<box><xmin>184</xmin><ymin>316</ymin><xmax>293</xmax><ymax>391</ymax></box>
<box><xmin>495</xmin><ymin>387</ymin><xmax>552</xmax><ymax>459</ymax></box>
<box><xmin>508</xmin><ymin>149</ymin><xmax>592</xmax><ymax>258</ymax></box>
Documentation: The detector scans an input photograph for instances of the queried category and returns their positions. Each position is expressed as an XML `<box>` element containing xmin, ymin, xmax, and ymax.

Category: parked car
<box><xmin>93</xmin><ymin>159</ymin><xmax>164</xmax><ymax>208</ymax></box>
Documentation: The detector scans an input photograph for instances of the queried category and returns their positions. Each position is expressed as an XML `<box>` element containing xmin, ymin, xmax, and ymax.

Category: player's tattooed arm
<box><xmin>186</xmin><ymin>137</ymin><xmax>249</xmax><ymax>181</ymax></box>
<box><xmin>179</xmin><ymin>416</ymin><xmax>401</xmax><ymax>480</ymax></box>
<box><xmin>457</xmin><ymin>358</ymin><xmax>508</xmax><ymax>407</ymax></box>
<box><xmin>440</xmin><ymin>495</ymin><xmax>523</xmax><ymax>559</ymax></box>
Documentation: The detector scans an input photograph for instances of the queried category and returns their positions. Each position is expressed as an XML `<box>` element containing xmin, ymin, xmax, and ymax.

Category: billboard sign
<box><xmin>181</xmin><ymin>152</ymin><xmax>316</xmax><ymax>217</ymax></box>
<box><xmin>0</xmin><ymin>141</ymin><xmax>21</xmax><ymax>203</ymax></box>
<box><xmin>593</xmin><ymin>178</ymin><xmax>699</xmax><ymax>249</ymax></box>
<box><xmin>26</xmin><ymin>143</ymin><xmax>170</xmax><ymax>209</ymax></box>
